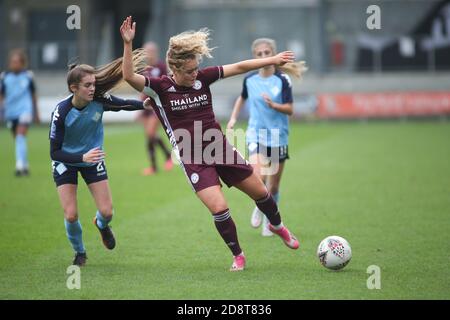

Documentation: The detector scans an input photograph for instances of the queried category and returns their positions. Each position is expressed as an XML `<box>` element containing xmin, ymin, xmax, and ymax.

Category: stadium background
<box><xmin>2</xmin><ymin>0</ymin><xmax>450</xmax><ymax>122</ymax></box>
<box><xmin>0</xmin><ymin>0</ymin><xmax>449</xmax><ymax>300</ymax></box>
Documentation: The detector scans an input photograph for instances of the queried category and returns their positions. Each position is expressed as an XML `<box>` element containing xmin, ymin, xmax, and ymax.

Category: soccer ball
<box><xmin>317</xmin><ymin>236</ymin><xmax>352</xmax><ymax>270</ymax></box>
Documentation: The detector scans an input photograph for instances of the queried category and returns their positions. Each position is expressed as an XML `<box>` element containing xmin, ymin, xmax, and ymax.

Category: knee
<box><xmin>16</xmin><ymin>126</ymin><xmax>27</xmax><ymax>136</ymax></box>
<box><xmin>98</xmin><ymin>205</ymin><xmax>114</xmax><ymax>219</ymax></box>
<box><xmin>64</xmin><ymin>208</ymin><xmax>78</xmax><ymax>223</ymax></box>
<box><xmin>210</xmin><ymin>204</ymin><xmax>228</xmax><ymax>215</ymax></box>
<box><xmin>252</xmin><ymin>181</ymin><xmax>269</xmax><ymax>201</ymax></box>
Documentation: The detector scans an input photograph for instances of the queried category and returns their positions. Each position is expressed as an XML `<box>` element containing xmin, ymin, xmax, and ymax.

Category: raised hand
<box><xmin>82</xmin><ymin>147</ymin><xmax>105</xmax><ymax>164</ymax></box>
<box><xmin>120</xmin><ymin>16</ymin><xmax>136</xmax><ymax>43</ymax></box>
<box><xmin>273</xmin><ymin>51</ymin><xmax>295</xmax><ymax>66</ymax></box>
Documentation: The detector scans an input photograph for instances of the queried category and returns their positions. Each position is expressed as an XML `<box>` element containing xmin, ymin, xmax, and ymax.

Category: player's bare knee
<box><xmin>64</xmin><ymin>209</ymin><xmax>78</xmax><ymax>223</ymax></box>
<box><xmin>211</xmin><ymin>204</ymin><xmax>227</xmax><ymax>214</ymax></box>
<box><xmin>98</xmin><ymin>205</ymin><xmax>113</xmax><ymax>218</ymax></box>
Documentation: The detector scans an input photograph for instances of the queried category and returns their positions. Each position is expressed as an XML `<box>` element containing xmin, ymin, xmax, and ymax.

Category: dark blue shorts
<box><xmin>247</xmin><ymin>143</ymin><xmax>290</xmax><ymax>162</ymax></box>
<box><xmin>52</xmin><ymin>161</ymin><xmax>108</xmax><ymax>186</ymax></box>
<box><xmin>6</xmin><ymin>118</ymin><xmax>30</xmax><ymax>135</ymax></box>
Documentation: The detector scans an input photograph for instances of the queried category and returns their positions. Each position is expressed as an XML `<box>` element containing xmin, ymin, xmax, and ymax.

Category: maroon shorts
<box><xmin>179</xmin><ymin>139</ymin><xmax>254</xmax><ymax>193</ymax></box>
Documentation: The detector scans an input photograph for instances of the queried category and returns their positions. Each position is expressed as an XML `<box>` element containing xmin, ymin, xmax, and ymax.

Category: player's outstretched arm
<box><xmin>222</xmin><ymin>51</ymin><xmax>295</xmax><ymax>79</ymax></box>
<box><xmin>99</xmin><ymin>94</ymin><xmax>144</xmax><ymax>112</ymax></box>
<box><xmin>120</xmin><ymin>16</ymin><xmax>145</xmax><ymax>92</ymax></box>
<box><xmin>227</xmin><ymin>96</ymin><xmax>245</xmax><ymax>129</ymax></box>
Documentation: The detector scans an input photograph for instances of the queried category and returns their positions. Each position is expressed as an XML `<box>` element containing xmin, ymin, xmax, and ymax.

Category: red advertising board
<box><xmin>317</xmin><ymin>92</ymin><xmax>450</xmax><ymax>118</ymax></box>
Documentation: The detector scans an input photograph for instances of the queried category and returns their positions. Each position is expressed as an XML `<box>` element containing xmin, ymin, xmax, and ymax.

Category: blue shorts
<box><xmin>247</xmin><ymin>143</ymin><xmax>289</xmax><ymax>162</ymax></box>
<box><xmin>52</xmin><ymin>161</ymin><xmax>108</xmax><ymax>186</ymax></box>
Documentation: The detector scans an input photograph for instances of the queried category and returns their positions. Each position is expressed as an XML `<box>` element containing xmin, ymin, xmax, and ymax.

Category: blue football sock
<box><xmin>95</xmin><ymin>210</ymin><xmax>112</xmax><ymax>229</ymax></box>
<box><xmin>272</xmin><ymin>192</ymin><xmax>280</xmax><ymax>204</ymax></box>
<box><xmin>64</xmin><ymin>219</ymin><xmax>85</xmax><ymax>253</ymax></box>
<box><xmin>15</xmin><ymin>134</ymin><xmax>28</xmax><ymax>169</ymax></box>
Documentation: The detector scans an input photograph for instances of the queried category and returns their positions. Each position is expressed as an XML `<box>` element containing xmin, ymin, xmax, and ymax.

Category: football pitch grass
<box><xmin>0</xmin><ymin>121</ymin><xmax>449</xmax><ymax>300</ymax></box>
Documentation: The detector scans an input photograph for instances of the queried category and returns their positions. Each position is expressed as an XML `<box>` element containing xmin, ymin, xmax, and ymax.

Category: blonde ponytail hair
<box><xmin>278</xmin><ymin>61</ymin><xmax>308</xmax><ymax>79</ymax></box>
<box><xmin>251</xmin><ymin>38</ymin><xmax>308</xmax><ymax>79</ymax></box>
<box><xmin>166</xmin><ymin>28</ymin><xmax>215</xmax><ymax>73</ymax></box>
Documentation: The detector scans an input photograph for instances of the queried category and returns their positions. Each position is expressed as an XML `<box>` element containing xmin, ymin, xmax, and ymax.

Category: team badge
<box><xmin>190</xmin><ymin>173</ymin><xmax>199</xmax><ymax>184</ymax></box>
<box><xmin>92</xmin><ymin>112</ymin><xmax>101</xmax><ymax>122</ymax></box>
<box><xmin>193</xmin><ymin>80</ymin><xmax>202</xmax><ymax>90</ymax></box>
<box><xmin>271</xmin><ymin>86</ymin><xmax>280</xmax><ymax>96</ymax></box>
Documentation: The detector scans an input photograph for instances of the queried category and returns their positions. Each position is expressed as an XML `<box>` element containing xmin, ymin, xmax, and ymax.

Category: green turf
<box><xmin>0</xmin><ymin>121</ymin><xmax>449</xmax><ymax>299</ymax></box>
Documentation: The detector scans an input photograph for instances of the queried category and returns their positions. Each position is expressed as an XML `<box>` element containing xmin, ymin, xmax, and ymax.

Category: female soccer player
<box><xmin>120</xmin><ymin>16</ymin><xmax>299</xmax><ymax>271</ymax></box>
<box><xmin>0</xmin><ymin>49</ymin><xmax>39</xmax><ymax>176</ymax></box>
<box><xmin>227</xmin><ymin>38</ymin><xmax>307</xmax><ymax>236</ymax></box>
<box><xmin>138</xmin><ymin>41</ymin><xmax>173</xmax><ymax>176</ymax></box>
<box><xmin>50</xmin><ymin>56</ymin><xmax>146</xmax><ymax>266</ymax></box>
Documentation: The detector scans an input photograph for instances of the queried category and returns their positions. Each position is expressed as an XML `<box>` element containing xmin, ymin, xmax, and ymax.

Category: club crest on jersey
<box><xmin>271</xmin><ymin>86</ymin><xmax>280</xmax><ymax>96</ymax></box>
<box><xmin>92</xmin><ymin>112</ymin><xmax>101</xmax><ymax>122</ymax></box>
<box><xmin>193</xmin><ymin>80</ymin><xmax>202</xmax><ymax>90</ymax></box>
<box><xmin>248</xmin><ymin>142</ymin><xmax>258</xmax><ymax>152</ymax></box>
<box><xmin>150</xmin><ymin>68</ymin><xmax>161</xmax><ymax>77</ymax></box>
<box><xmin>190</xmin><ymin>173</ymin><xmax>199</xmax><ymax>184</ymax></box>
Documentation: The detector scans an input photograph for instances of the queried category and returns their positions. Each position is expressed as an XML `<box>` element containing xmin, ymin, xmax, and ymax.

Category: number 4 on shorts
<box><xmin>97</xmin><ymin>162</ymin><xmax>104</xmax><ymax>172</ymax></box>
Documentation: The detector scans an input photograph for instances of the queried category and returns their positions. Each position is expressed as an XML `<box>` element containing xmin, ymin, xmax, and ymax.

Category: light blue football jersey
<box><xmin>0</xmin><ymin>70</ymin><xmax>35</xmax><ymax>120</ymax></box>
<box><xmin>49</xmin><ymin>94</ymin><xmax>144</xmax><ymax>167</ymax></box>
<box><xmin>49</xmin><ymin>96</ymin><xmax>104</xmax><ymax>167</ymax></box>
<box><xmin>241</xmin><ymin>71</ymin><xmax>293</xmax><ymax>147</ymax></box>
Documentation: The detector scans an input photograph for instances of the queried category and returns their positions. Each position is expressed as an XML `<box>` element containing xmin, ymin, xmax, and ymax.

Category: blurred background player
<box><xmin>0</xmin><ymin>49</ymin><xmax>40</xmax><ymax>176</ymax></box>
<box><xmin>50</xmin><ymin>55</ymin><xmax>146</xmax><ymax>266</ymax></box>
<box><xmin>121</xmin><ymin>16</ymin><xmax>300</xmax><ymax>272</ymax></box>
<box><xmin>138</xmin><ymin>41</ymin><xmax>173</xmax><ymax>176</ymax></box>
<box><xmin>227</xmin><ymin>38</ymin><xmax>307</xmax><ymax>236</ymax></box>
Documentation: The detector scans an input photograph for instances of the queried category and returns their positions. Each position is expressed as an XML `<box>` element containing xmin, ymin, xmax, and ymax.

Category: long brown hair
<box><xmin>251</xmin><ymin>38</ymin><xmax>307</xmax><ymax>79</ymax></box>
<box><xmin>67</xmin><ymin>48</ymin><xmax>147</xmax><ymax>97</ymax></box>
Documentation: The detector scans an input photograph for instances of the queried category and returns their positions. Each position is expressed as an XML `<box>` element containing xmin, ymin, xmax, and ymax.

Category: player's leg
<box><xmin>143</xmin><ymin>115</ymin><xmax>158</xmax><ymax>175</ymax></box>
<box><xmin>261</xmin><ymin>161</ymin><xmax>286</xmax><ymax>236</ymax></box>
<box><xmin>262</xmin><ymin>146</ymin><xmax>289</xmax><ymax>235</ymax></box>
<box><xmin>57</xmin><ymin>183</ymin><xmax>87</xmax><ymax>266</ymax></box>
<box><xmin>266</xmin><ymin>161</ymin><xmax>285</xmax><ymax>204</ymax></box>
<box><xmin>15</xmin><ymin>124</ymin><xmax>29</xmax><ymax>175</ymax></box>
<box><xmin>196</xmin><ymin>185</ymin><xmax>246</xmax><ymax>271</ymax></box>
<box><xmin>149</xmin><ymin>116</ymin><xmax>173</xmax><ymax>170</ymax></box>
<box><xmin>87</xmin><ymin>179</ymin><xmax>116</xmax><ymax>250</ymax></box>
<box><xmin>234</xmin><ymin>172</ymin><xmax>299</xmax><ymax>249</ymax></box>
<box><xmin>248</xmin><ymin>152</ymin><xmax>267</xmax><ymax>228</ymax></box>
<box><xmin>80</xmin><ymin>161</ymin><xmax>115</xmax><ymax>250</ymax></box>
<box><xmin>8</xmin><ymin>120</ymin><xmax>20</xmax><ymax>175</ymax></box>
<box><xmin>13</xmin><ymin>118</ymin><xmax>30</xmax><ymax>176</ymax></box>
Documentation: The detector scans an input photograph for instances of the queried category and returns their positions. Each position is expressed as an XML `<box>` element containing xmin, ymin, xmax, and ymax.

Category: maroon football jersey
<box><xmin>142</xmin><ymin>66</ymin><xmax>224</xmax><ymax>160</ymax></box>
<box><xmin>143</xmin><ymin>61</ymin><xmax>168</xmax><ymax>79</ymax></box>
<box><xmin>140</xmin><ymin>62</ymin><xmax>168</xmax><ymax>102</ymax></box>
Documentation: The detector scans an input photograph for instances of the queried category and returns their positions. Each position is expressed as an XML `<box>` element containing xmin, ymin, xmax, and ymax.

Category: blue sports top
<box><xmin>49</xmin><ymin>94</ymin><xmax>143</xmax><ymax>167</ymax></box>
<box><xmin>241</xmin><ymin>70</ymin><xmax>293</xmax><ymax>147</ymax></box>
<box><xmin>0</xmin><ymin>70</ymin><xmax>35</xmax><ymax>120</ymax></box>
